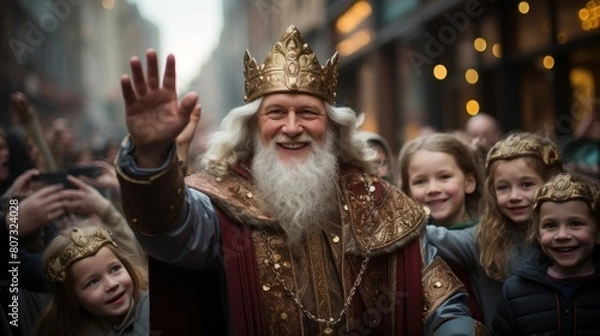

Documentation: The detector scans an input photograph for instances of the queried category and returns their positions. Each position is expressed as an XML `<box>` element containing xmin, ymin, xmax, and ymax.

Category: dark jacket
<box><xmin>492</xmin><ymin>250</ymin><xmax>600</xmax><ymax>336</ymax></box>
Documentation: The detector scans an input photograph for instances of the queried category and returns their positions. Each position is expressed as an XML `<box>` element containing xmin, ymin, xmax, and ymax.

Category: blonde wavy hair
<box><xmin>200</xmin><ymin>97</ymin><xmax>378</xmax><ymax>176</ymax></box>
<box><xmin>476</xmin><ymin>132</ymin><xmax>563</xmax><ymax>280</ymax></box>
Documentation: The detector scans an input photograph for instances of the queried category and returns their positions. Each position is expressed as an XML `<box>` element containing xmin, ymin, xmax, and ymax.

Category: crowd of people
<box><xmin>1</xmin><ymin>24</ymin><xmax>599</xmax><ymax>335</ymax></box>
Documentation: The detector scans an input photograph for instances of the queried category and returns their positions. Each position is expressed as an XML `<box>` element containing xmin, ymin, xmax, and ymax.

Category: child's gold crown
<box><xmin>243</xmin><ymin>25</ymin><xmax>338</xmax><ymax>104</ymax></box>
<box><xmin>47</xmin><ymin>228</ymin><xmax>118</xmax><ymax>282</ymax></box>
<box><xmin>485</xmin><ymin>133</ymin><xmax>561</xmax><ymax>172</ymax></box>
<box><xmin>533</xmin><ymin>173</ymin><xmax>600</xmax><ymax>211</ymax></box>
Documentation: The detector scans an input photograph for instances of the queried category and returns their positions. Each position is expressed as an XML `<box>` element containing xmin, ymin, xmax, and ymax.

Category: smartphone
<box><xmin>67</xmin><ymin>165</ymin><xmax>101</xmax><ymax>179</ymax></box>
<box><xmin>31</xmin><ymin>172</ymin><xmax>74</xmax><ymax>189</ymax></box>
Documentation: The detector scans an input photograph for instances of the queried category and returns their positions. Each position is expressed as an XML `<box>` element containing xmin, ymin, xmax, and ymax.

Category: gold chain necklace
<box><xmin>239</xmin><ymin>162</ymin><xmax>376</xmax><ymax>334</ymax></box>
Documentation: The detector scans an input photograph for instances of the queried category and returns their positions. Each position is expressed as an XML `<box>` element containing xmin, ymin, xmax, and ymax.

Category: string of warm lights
<box><xmin>339</xmin><ymin>1</ymin><xmax>594</xmax><ymax>116</ymax></box>
<box><xmin>579</xmin><ymin>1</ymin><xmax>600</xmax><ymax>30</ymax></box>
<box><xmin>335</xmin><ymin>1</ymin><xmax>374</xmax><ymax>56</ymax></box>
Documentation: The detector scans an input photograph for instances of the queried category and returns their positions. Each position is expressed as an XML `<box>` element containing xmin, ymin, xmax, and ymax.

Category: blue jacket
<box><xmin>492</xmin><ymin>250</ymin><xmax>600</xmax><ymax>336</ymax></box>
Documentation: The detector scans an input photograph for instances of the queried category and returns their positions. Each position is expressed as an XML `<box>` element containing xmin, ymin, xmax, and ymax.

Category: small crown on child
<box><xmin>47</xmin><ymin>228</ymin><xmax>118</xmax><ymax>283</ymax></box>
<box><xmin>533</xmin><ymin>173</ymin><xmax>600</xmax><ymax>212</ymax></box>
<box><xmin>243</xmin><ymin>25</ymin><xmax>338</xmax><ymax>104</ymax></box>
<box><xmin>485</xmin><ymin>133</ymin><xmax>560</xmax><ymax>172</ymax></box>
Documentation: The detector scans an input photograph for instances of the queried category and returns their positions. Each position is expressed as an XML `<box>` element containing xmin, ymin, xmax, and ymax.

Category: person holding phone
<box><xmin>61</xmin><ymin>175</ymin><xmax>145</xmax><ymax>266</ymax></box>
<box><xmin>0</xmin><ymin>125</ymin><xmax>76</xmax><ymax>336</ymax></box>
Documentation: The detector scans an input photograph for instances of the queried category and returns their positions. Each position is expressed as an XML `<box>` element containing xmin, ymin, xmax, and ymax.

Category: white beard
<box><xmin>252</xmin><ymin>132</ymin><xmax>339</xmax><ymax>245</ymax></box>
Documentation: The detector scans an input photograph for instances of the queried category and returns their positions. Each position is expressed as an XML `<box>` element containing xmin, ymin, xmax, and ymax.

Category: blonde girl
<box><xmin>426</xmin><ymin>132</ymin><xmax>563</xmax><ymax>328</ymax></box>
<box><xmin>478</xmin><ymin>132</ymin><xmax>563</xmax><ymax>280</ymax></box>
<box><xmin>36</xmin><ymin>224</ymin><xmax>148</xmax><ymax>336</ymax></box>
<box><xmin>398</xmin><ymin>132</ymin><xmax>484</xmax><ymax>227</ymax></box>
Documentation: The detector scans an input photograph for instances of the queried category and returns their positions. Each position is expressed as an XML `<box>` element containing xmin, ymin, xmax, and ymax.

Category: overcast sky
<box><xmin>131</xmin><ymin>0</ymin><xmax>224</xmax><ymax>89</ymax></box>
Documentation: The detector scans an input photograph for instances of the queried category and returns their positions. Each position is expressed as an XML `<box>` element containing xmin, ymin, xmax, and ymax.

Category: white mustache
<box><xmin>273</xmin><ymin>135</ymin><xmax>313</xmax><ymax>143</ymax></box>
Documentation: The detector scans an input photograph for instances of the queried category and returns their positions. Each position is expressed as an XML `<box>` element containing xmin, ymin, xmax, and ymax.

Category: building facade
<box><xmin>328</xmin><ymin>0</ymin><xmax>600</xmax><ymax>151</ymax></box>
<box><xmin>0</xmin><ymin>0</ymin><xmax>159</xmax><ymax>148</ymax></box>
<box><xmin>193</xmin><ymin>0</ymin><xmax>600</xmax><ymax>155</ymax></box>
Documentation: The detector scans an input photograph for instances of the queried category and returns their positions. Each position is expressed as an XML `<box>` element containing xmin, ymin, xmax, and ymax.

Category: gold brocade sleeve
<box><xmin>115</xmin><ymin>150</ymin><xmax>185</xmax><ymax>237</ymax></box>
<box><xmin>421</xmin><ymin>256</ymin><xmax>465</xmax><ymax>321</ymax></box>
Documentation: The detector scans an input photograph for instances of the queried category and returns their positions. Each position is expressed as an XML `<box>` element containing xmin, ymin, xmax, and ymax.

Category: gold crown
<box><xmin>243</xmin><ymin>25</ymin><xmax>338</xmax><ymax>104</ymax></box>
<box><xmin>485</xmin><ymin>133</ymin><xmax>560</xmax><ymax>172</ymax></box>
<box><xmin>47</xmin><ymin>228</ymin><xmax>118</xmax><ymax>282</ymax></box>
<box><xmin>533</xmin><ymin>173</ymin><xmax>600</xmax><ymax>211</ymax></box>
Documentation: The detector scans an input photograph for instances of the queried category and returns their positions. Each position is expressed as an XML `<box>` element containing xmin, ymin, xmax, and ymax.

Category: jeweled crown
<box><xmin>533</xmin><ymin>173</ymin><xmax>600</xmax><ymax>212</ymax></box>
<box><xmin>243</xmin><ymin>25</ymin><xmax>338</xmax><ymax>104</ymax></box>
<box><xmin>47</xmin><ymin>227</ymin><xmax>118</xmax><ymax>282</ymax></box>
<box><xmin>485</xmin><ymin>133</ymin><xmax>561</xmax><ymax>172</ymax></box>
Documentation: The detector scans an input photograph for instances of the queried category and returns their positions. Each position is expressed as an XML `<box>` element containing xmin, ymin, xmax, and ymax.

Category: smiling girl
<box><xmin>36</xmin><ymin>225</ymin><xmax>148</xmax><ymax>336</ymax></box>
<box><xmin>399</xmin><ymin>132</ymin><xmax>483</xmax><ymax>228</ymax></box>
<box><xmin>479</xmin><ymin>132</ymin><xmax>563</xmax><ymax>280</ymax></box>
<box><xmin>398</xmin><ymin>132</ymin><xmax>485</xmax><ymax>321</ymax></box>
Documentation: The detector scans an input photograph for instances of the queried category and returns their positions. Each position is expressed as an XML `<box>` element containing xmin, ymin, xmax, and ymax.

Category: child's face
<box><xmin>493</xmin><ymin>158</ymin><xmax>544</xmax><ymax>225</ymax></box>
<box><xmin>539</xmin><ymin>200</ymin><xmax>599</xmax><ymax>277</ymax></box>
<box><xmin>71</xmin><ymin>246</ymin><xmax>134</xmax><ymax>321</ymax></box>
<box><xmin>407</xmin><ymin>150</ymin><xmax>476</xmax><ymax>226</ymax></box>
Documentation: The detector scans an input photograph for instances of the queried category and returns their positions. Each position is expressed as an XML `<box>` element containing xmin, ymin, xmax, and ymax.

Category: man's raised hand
<box><xmin>120</xmin><ymin>49</ymin><xmax>199</xmax><ymax>167</ymax></box>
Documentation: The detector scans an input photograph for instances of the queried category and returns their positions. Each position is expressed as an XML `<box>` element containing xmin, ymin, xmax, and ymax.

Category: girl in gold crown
<box><xmin>492</xmin><ymin>173</ymin><xmax>600</xmax><ymax>335</ymax></box>
<box><xmin>35</xmin><ymin>224</ymin><xmax>148</xmax><ymax>336</ymax></box>
<box><xmin>426</xmin><ymin>132</ymin><xmax>564</xmax><ymax>329</ymax></box>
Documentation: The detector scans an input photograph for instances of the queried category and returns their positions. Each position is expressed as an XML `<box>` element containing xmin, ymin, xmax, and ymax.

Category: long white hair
<box><xmin>200</xmin><ymin>97</ymin><xmax>377</xmax><ymax>175</ymax></box>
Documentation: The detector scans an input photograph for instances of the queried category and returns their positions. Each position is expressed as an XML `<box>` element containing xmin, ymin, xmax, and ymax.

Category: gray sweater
<box><xmin>426</xmin><ymin>225</ymin><xmax>537</xmax><ymax>329</ymax></box>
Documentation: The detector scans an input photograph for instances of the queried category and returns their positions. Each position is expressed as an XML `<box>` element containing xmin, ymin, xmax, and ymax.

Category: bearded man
<box><xmin>116</xmin><ymin>25</ymin><xmax>486</xmax><ymax>335</ymax></box>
